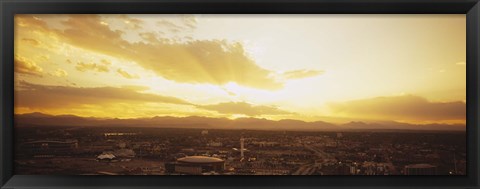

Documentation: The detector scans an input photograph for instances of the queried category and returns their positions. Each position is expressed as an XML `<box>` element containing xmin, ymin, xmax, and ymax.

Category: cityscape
<box><xmin>15</xmin><ymin>117</ymin><xmax>466</xmax><ymax>175</ymax></box>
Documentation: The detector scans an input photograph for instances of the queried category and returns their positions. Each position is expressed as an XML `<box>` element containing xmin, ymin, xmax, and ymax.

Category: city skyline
<box><xmin>14</xmin><ymin>14</ymin><xmax>466</xmax><ymax>126</ymax></box>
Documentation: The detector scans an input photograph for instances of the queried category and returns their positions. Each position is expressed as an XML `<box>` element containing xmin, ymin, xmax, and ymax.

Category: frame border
<box><xmin>1</xmin><ymin>0</ymin><xmax>479</xmax><ymax>188</ymax></box>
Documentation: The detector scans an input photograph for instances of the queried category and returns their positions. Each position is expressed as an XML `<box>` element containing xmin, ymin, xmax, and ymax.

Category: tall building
<box><xmin>240</xmin><ymin>137</ymin><xmax>245</xmax><ymax>158</ymax></box>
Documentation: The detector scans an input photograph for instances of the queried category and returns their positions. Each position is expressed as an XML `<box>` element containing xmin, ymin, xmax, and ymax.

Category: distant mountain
<box><xmin>17</xmin><ymin>112</ymin><xmax>99</xmax><ymax>126</ymax></box>
<box><xmin>19</xmin><ymin>112</ymin><xmax>51</xmax><ymax>118</ymax></box>
<box><xmin>340</xmin><ymin>120</ymin><xmax>465</xmax><ymax>131</ymax></box>
<box><xmin>14</xmin><ymin>112</ymin><xmax>465</xmax><ymax>131</ymax></box>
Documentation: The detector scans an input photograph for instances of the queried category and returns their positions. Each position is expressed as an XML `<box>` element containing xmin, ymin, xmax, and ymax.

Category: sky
<box><xmin>14</xmin><ymin>14</ymin><xmax>466</xmax><ymax>125</ymax></box>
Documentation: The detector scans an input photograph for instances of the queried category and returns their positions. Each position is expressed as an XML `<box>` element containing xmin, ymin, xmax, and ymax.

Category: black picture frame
<box><xmin>1</xmin><ymin>0</ymin><xmax>479</xmax><ymax>188</ymax></box>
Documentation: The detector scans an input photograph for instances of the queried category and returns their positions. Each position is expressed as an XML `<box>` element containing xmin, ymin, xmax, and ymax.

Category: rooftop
<box><xmin>177</xmin><ymin>156</ymin><xmax>224</xmax><ymax>164</ymax></box>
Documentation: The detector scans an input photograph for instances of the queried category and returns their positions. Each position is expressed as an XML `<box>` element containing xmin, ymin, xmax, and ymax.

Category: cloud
<box><xmin>21</xmin><ymin>38</ymin><xmax>40</xmax><ymax>46</ymax></box>
<box><xmin>57</xmin><ymin>15</ymin><xmax>129</xmax><ymax>56</ymax></box>
<box><xmin>155</xmin><ymin>15</ymin><xmax>197</xmax><ymax>32</ymax></box>
<box><xmin>100</xmin><ymin>59</ymin><xmax>112</xmax><ymax>65</ymax></box>
<box><xmin>121</xmin><ymin>85</ymin><xmax>150</xmax><ymax>91</ymax></box>
<box><xmin>14</xmin><ymin>55</ymin><xmax>43</xmax><ymax>77</ymax></box>
<box><xmin>139</xmin><ymin>32</ymin><xmax>160</xmax><ymax>43</ymax></box>
<box><xmin>147</xmin><ymin>39</ymin><xmax>284</xmax><ymax>89</ymax></box>
<box><xmin>15</xmin><ymin>15</ymin><xmax>50</xmax><ymax>33</ymax></box>
<box><xmin>36</xmin><ymin>55</ymin><xmax>50</xmax><ymax>62</ymax></box>
<box><xmin>181</xmin><ymin>15</ymin><xmax>197</xmax><ymax>29</ymax></box>
<box><xmin>76</xmin><ymin>61</ymin><xmax>110</xmax><ymax>73</ymax></box>
<box><xmin>17</xmin><ymin>15</ymin><xmax>282</xmax><ymax>89</ymax></box>
<box><xmin>156</xmin><ymin>20</ymin><xmax>184</xmax><ymax>30</ymax></box>
<box><xmin>57</xmin><ymin>15</ymin><xmax>286</xmax><ymax>90</ymax></box>
<box><xmin>118</xmin><ymin>15</ymin><xmax>144</xmax><ymax>30</ymax></box>
<box><xmin>199</xmin><ymin>101</ymin><xmax>292</xmax><ymax>116</ymax></box>
<box><xmin>17</xmin><ymin>15</ymin><xmax>324</xmax><ymax>91</ymax></box>
<box><xmin>52</xmin><ymin>68</ymin><xmax>68</xmax><ymax>77</ymax></box>
<box><xmin>117</xmin><ymin>68</ymin><xmax>139</xmax><ymax>79</ymax></box>
<box><xmin>282</xmin><ymin>69</ymin><xmax>324</xmax><ymax>79</ymax></box>
<box><xmin>15</xmin><ymin>81</ymin><xmax>192</xmax><ymax>109</ymax></box>
<box><xmin>329</xmin><ymin>95</ymin><xmax>465</xmax><ymax>121</ymax></box>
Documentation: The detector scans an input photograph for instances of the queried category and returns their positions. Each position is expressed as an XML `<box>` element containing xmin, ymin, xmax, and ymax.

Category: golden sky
<box><xmin>14</xmin><ymin>14</ymin><xmax>466</xmax><ymax>125</ymax></box>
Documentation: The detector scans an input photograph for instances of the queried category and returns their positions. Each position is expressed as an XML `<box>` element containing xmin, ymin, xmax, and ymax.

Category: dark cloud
<box><xmin>199</xmin><ymin>102</ymin><xmax>292</xmax><ymax>116</ymax></box>
<box><xmin>329</xmin><ymin>95</ymin><xmax>465</xmax><ymax>121</ymax></box>
<box><xmin>15</xmin><ymin>81</ymin><xmax>192</xmax><ymax>109</ymax></box>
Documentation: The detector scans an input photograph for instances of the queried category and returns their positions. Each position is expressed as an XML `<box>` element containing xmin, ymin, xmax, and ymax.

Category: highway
<box><xmin>292</xmin><ymin>144</ymin><xmax>334</xmax><ymax>175</ymax></box>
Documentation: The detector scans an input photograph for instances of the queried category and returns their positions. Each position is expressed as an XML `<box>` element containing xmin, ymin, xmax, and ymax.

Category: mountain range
<box><xmin>14</xmin><ymin>112</ymin><xmax>466</xmax><ymax>131</ymax></box>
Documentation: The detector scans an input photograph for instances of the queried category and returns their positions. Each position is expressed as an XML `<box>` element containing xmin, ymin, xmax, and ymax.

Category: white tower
<box><xmin>453</xmin><ymin>153</ymin><xmax>457</xmax><ymax>174</ymax></box>
<box><xmin>240</xmin><ymin>137</ymin><xmax>245</xmax><ymax>158</ymax></box>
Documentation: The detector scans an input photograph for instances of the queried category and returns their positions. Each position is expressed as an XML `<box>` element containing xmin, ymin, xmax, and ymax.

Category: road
<box><xmin>292</xmin><ymin>164</ymin><xmax>316</xmax><ymax>175</ymax></box>
<box><xmin>292</xmin><ymin>144</ymin><xmax>334</xmax><ymax>175</ymax></box>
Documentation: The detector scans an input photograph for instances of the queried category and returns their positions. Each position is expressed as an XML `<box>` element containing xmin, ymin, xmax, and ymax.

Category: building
<box><xmin>104</xmin><ymin>132</ymin><xmax>137</xmax><ymax>137</ymax></box>
<box><xmin>337</xmin><ymin>133</ymin><xmax>343</xmax><ymax>138</ymax></box>
<box><xmin>404</xmin><ymin>164</ymin><xmax>437</xmax><ymax>175</ymax></box>
<box><xmin>97</xmin><ymin>152</ymin><xmax>116</xmax><ymax>162</ymax></box>
<box><xmin>21</xmin><ymin>140</ymin><xmax>78</xmax><ymax>156</ymax></box>
<box><xmin>113</xmin><ymin>149</ymin><xmax>135</xmax><ymax>158</ymax></box>
<box><xmin>168</xmin><ymin>156</ymin><xmax>225</xmax><ymax>175</ymax></box>
<box><xmin>252</xmin><ymin>141</ymin><xmax>279</xmax><ymax>147</ymax></box>
<box><xmin>208</xmin><ymin>141</ymin><xmax>223</xmax><ymax>147</ymax></box>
